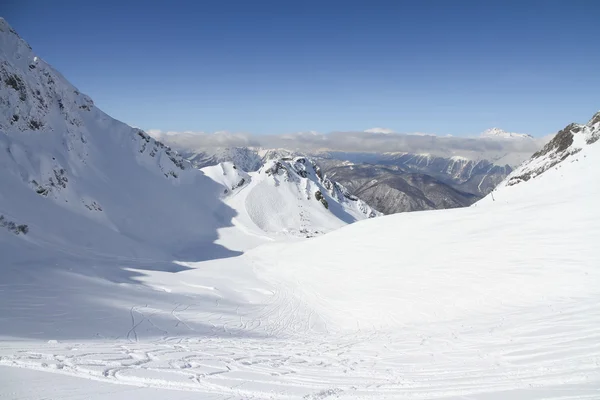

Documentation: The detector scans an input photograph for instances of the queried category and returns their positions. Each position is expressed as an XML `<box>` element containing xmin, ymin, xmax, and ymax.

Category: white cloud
<box><xmin>364</xmin><ymin>127</ymin><xmax>396</xmax><ymax>134</ymax></box>
<box><xmin>145</xmin><ymin>128</ymin><xmax>550</xmax><ymax>163</ymax></box>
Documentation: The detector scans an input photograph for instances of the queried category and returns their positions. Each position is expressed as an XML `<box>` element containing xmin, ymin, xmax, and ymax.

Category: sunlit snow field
<box><xmin>2</xmin><ymin>135</ymin><xmax>598</xmax><ymax>399</ymax></box>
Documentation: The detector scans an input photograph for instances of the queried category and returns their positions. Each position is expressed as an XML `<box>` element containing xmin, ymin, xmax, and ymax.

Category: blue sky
<box><xmin>3</xmin><ymin>0</ymin><xmax>599</xmax><ymax>137</ymax></box>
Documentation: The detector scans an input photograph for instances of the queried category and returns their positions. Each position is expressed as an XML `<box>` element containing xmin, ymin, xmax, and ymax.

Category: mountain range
<box><xmin>171</xmin><ymin>143</ymin><xmax>531</xmax><ymax>214</ymax></box>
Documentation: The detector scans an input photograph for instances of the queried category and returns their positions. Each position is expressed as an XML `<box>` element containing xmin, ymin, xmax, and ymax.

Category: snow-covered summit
<box><xmin>259</xmin><ymin>156</ymin><xmax>380</xmax><ymax>219</ymax></box>
<box><xmin>480</xmin><ymin>127</ymin><xmax>534</xmax><ymax>139</ymax></box>
<box><xmin>202</xmin><ymin>156</ymin><xmax>380</xmax><ymax>238</ymax></box>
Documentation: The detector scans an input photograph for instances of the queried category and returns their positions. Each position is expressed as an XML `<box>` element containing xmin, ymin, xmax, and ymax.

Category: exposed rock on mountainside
<box><xmin>325</xmin><ymin>163</ymin><xmax>480</xmax><ymax>214</ymax></box>
<box><xmin>505</xmin><ymin>112</ymin><xmax>600</xmax><ymax>187</ymax></box>
<box><xmin>314</xmin><ymin>152</ymin><xmax>514</xmax><ymax>196</ymax></box>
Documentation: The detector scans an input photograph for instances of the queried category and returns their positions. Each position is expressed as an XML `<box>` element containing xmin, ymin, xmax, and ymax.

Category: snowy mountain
<box><xmin>158</xmin><ymin>126</ymin><xmax>544</xmax><ymax>215</ymax></box>
<box><xmin>324</xmin><ymin>163</ymin><xmax>480</xmax><ymax>214</ymax></box>
<box><xmin>202</xmin><ymin>157</ymin><xmax>380</xmax><ymax>238</ymax></box>
<box><xmin>480</xmin><ymin>127</ymin><xmax>534</xmax><ymax>139</ymax></box>
<box><xmin>175</xmin><ymin>146</ymin><xmax>516</xmax><ymax>214</ymax></box>
<box><xmin>2</xmin><ymin>18</ymin><xmax>599</xmax><ymax>400</ymax></box>
<box><xmin>500</xmin><ymin>112</ymin><xmax>600</xmax><ymax>188</ymax></box>
<box><xmin>0</xmin><ymin>17</ymin><xmax>250</xmax><ymax>263</ymax></box>
<box><xmin>317</xmin><ymin>152</ymin><xmax>512</xmax><ymax>198</ymax></box>
<box><xmin>0</xmin><ymin>15</ymin><xmax>377</xmax><ymax>261</ymax></box>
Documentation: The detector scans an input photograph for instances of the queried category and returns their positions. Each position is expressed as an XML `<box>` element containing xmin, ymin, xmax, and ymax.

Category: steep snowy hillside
<box><xmin>0</xmin><ymin>17</ymin><xmax>248</xmax><ymax>263</ymax></box>
<box><xmin>202</xmin><ymin>157</ymin><xmax>379</xmax><ymax>238</ymax></box>
<box><xmin>500</xmin><ymin>112</ymin><xmax>600</xmax><ymax>189</ymax></box>
<box><xmin>201</xmin><ymin>161</ymin><xmax>250</xmax><ymax>194</ymax></box>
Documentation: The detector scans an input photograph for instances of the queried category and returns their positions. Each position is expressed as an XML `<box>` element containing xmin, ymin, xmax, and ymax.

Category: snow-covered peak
<box><xmin>200</xmin><ymin>155</ymin><xmax>380</xmax><ymax>239</ymax></box>
<box><xmin>480</xmin><ymin>127</ymin><xmax>533</xmax><ymax>140</ymax></box>
<box><xmin>259</xmin><ymin>156</ymin><xmax>378</xmax><ymax>215</ymax></box>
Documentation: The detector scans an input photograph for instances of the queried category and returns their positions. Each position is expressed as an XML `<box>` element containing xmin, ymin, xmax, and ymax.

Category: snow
<box><xmin>202</xmin><ymin>157</ymin><xmax>379</xmax><ymax>239</ymax></box>
<box><xmin>201</xmin><ymin>161</ymin><xmax>250</xmax><ymax>194</ymax></box>
<box><xmin>1</xmin><ymin>17</ymin><xmax>599</xmax><ymax>400</ymax></box>
<box><xmin>2</xmin><ymin>135</ymin><xmax>598</xmax><ymax>398</ymax></box>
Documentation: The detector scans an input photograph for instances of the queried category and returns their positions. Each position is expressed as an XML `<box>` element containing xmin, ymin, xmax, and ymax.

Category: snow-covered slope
<box><xmin>2</xmin><ymin>111</ymin><xmax>597</xmax><ymax>399</ymax></box>
<box><xmin>497</xmin><ymin>112</ymin><xmax>600</xmax><ymax>189</ymax></box>
<box><xmin>202</xmin><ymin>157</ymin><xmax>380</xmax><ymax>238</ymax></box>
<box><xmin>200</xmin><ymin>161</ymin><xmax>250</xmax><ymax>195</ymax></box>
<box><xmin>0</xmin><ymin>17</ymin><xmax>249</xmax><ymax>263</ymax></box>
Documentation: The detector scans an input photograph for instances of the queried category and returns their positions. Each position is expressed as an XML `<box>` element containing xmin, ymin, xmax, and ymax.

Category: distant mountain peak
<box><xmin>481</xmin><ymin>127</ymin><xmax>533</xmax><ymax>139</ymax></box>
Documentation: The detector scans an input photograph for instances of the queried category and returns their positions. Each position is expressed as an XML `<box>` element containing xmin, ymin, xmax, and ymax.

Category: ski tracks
<box><xmin>1</xmin><ymin>289</ymin><xmax>600</xmax><ymax>398</ymax></box>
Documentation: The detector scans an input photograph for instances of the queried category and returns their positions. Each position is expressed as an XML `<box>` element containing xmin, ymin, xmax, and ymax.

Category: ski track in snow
<box><xmin>1</xmin><ymin>295</ymin><xmax>600</xmax><ymax>398</ymax></box>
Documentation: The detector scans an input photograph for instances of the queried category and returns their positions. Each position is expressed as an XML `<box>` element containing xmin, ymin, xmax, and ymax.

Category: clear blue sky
<box><xmin>3</xmin><ymin>0</ymin><xmax>599</xmax><ymax>136</ymax></box>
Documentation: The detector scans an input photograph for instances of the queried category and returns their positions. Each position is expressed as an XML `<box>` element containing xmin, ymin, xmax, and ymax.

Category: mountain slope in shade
<box><xmin>0</xmin><ymin>17</ymin><xmax>252</xmax><ymax>263</ymax></box>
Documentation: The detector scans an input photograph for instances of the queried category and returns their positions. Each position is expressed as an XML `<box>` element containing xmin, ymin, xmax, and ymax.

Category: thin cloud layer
<box><xmin>364</xmin><ymin>127</ymin><xmax>396</xmax><ymax>134</ymax></box>
<box><xmin>147</xmin><ymin>129</ymin><xmax>551</xmax><ymax>160</ymax></box>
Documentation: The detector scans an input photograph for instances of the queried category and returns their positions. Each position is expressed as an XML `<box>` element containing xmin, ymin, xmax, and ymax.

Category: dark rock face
<box><xmin>588</xmin><ymin>111</ymin><xmax>600</xmax><ymax>128</ymax></box>
<box><xmin>506</xmin><ymin>112</ymin><xmax>600</xmax><ymax>187</ymax></box>
<box><xmin>507</xmin><ymin>124</ymin><xmax>580</xmax><ymax>185</ymax></box>
<box><xmin>324</xmin><ymin>164</ymin><xmax>480</xmax><ymax>215</ymax></box>
<box><xmin>315</xmin><ymin>152</ymin><xmax>513</xmax><ymax>197</ymax></box>
<box><xmin>532</xmin><ymin>124</ymin><xmax>578</xmax><ymax>159</ymax></box>
<box><xmin>314</xmin><ymin>190</ymin><xmax>329</xmax><ymax>209</ymax></box>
